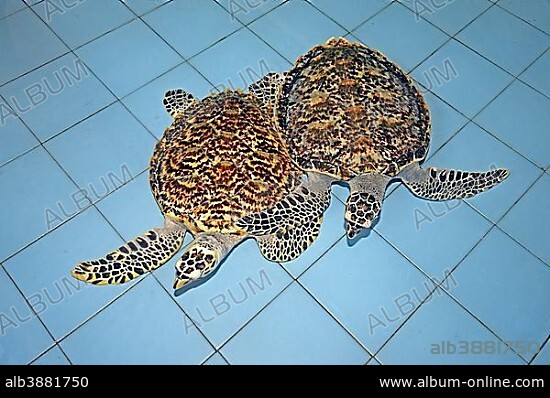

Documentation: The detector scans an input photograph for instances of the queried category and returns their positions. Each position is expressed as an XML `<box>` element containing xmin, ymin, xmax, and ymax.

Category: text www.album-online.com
<box><xmin>379</xmin><ymin>376</ymin><xmax>544</xmax><ymax>388</ymax></box>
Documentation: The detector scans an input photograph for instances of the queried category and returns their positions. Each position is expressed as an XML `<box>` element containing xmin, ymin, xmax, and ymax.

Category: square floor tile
<box><xmin>309</xmin><ymin>0</ymin><xmax>390</xmax><ymax>31</ymax></box>
<box><xmin>155</xmin><ymin>239</ymin><xmax>292</xmax><ymax>347</ymax></box>
<box><xmin>0</xmin><ymin>107</ymin><xmax>39</xmax><ymax>167</ymax></box>
<box><xmin>0</xmin><ymin>147</ymin><xmax>79</xmax><ymax>261</ymax></box>
<box><xmin>0</xmin><ymin>8</ymin><xmax>67</xmax><ymax>85</ymax></box>
<box><xmin>31</xmin><ymin>345</ymin><xmax>70</xmax><ymax>365</ymax></box>
<box><xmin>301</xmin><ymin>232</ymin><xmax>435</xmax><ymax>353</ymax></box>
<box><xmin>3</xmin><ymin>207</ymin><xmax>138</xmax><ymax>339</ymax></box>
<box><xmin>532</xmin><ymin>342</ymin><xmax>550</xmax><ymax>364</ymax></box>
<box><xmin>75</xmin><ymin>19</ymin><xmax>181</xmax><ymax>97</ymax></box>
<box><xmin>499</xmin><ymin>174</ymin><xmax>549</xmax><ymax>264</ymax></box>
<box><xmin>451</xmin><ymin>228</ymin><xmax>550</xmax><ymax>361</ymax></box>
<box><xmin>400</xmin><ymin>0</ymin><xmax>492</xmax><ymax>36</ymax></box>
<box><xmin>475</xmin><ymin>80</ymin><xmax>550</xmax><ymax>169</ymax></box>
<box><xmin>280</xmin><ymin>194</ymin><xmax>345</xmax><ymax>278</ymax></box>
<box><xmin>427</xmin><ymin>122</ymin><xmax>541</xmax><ymax>223</ymax></box>
<box><xmin>216</xmin><ymin>0</ymin><xmax>281</xmax><ymax>25</ymax></box>
<box><xmin>249</xmin><ymin>0</ymin><xmax>346</xmax><ymax>62</ymax></box>
<box><xmin>0</xmin><ymin>266</ymin><xmax>53</xmax><ymax>365</ymax></box>
<box><xmin>221</xmin><ymin>282</ymin><xmax>369</xmax><ymax>364</ymax></box>
<box><xmin>33</xmin><ymin>0</ymin><xmax>134</xmax><ymax>49</ymax></box>
<box><xmin>421</xmin><ymin>92</ymin><xmax>468</xmax><ymax>159</ymax></box>
<box><xmin>96</xmin><ymin>172</ymin><xmax>161</xmax><ymax>241</ymax></box>
<box><xmin>60</xmin><ymin>276</ymin><xmax>214</xmax><ymax>364</ymax></box>
<box><xmin>378</xmin><ymin>290</ymin><xmax>525</xmax><ymax>364</ymax></box>
<box><xmin>0</xmin><ymin>1</ymin><xmax>26</xmax><ymax>20</ymax></box>
<box><xmin>122</xmin><ymin>62</ymin><xmax>213</xmax><ymax>139</ymax></box>
<box><xmin>45</xmin><ymin>102</ymin><xmax>155</xmax><ymax>193</ymax></box>
<box><xmin>519</xmin><ymin>50</ymin><xmax>550</xmax><ymax>98</ymax></box>
<box><xmin>411</xmin><ymin>39</ymin><xmax>513</xmax><ymax>118</ymax></box>
<box><xmin>457</xmin><ymin>6</ymin><xmax>549</xmax><ymax>76</ymax></box>
<box><xmin>352</xmin><ymin>2</ymin><xmax>449</xmax><ymax>72</ymax></box>
<box><xmin>203</xmin><ymin>352</ymin><xmax>228</xmax><ymax>365</ymax></box>
<box><xmin>143</xmin><ymin>0</ymin><xmax>242</xmax><ymax>59</ymax></box>
<box><xmin>498</xmin><ymin>0</ymin><xmax>550</xmax><ymax>34</ymax></box>
<box><xmin>0</xmin><ymin>53</ymin><xmax>116</xmax><ymax>142</ymax></box>
<box><xmin>375</xmin><ymin>185</ymin><xmax>493</xmax><ymax>277</ymax></box>
<box><xmin>190</xmin><ymin>28</ymin><xmax>290</xmax><ymax>93</ymax></box>
<box><xmin>122</xmin><ymin>0</ymin><xmax>170</xmax><ymax>16</ymax></box>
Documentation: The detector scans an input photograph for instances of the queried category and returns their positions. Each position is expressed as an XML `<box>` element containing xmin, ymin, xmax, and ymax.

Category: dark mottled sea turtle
<box><xmin>72</xmin><ymin>89</ymin><xmax>323</xmax><ymax>290</ymax></box>
<box><xmin>239</xmin><ymin>37</ymin><xmax>508</xmax><ymax>239</ymax></box>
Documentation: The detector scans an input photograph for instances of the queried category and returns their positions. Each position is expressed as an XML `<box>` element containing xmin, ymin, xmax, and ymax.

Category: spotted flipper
<box><xmin>344</xmin><ymin>173</ymin><xmax>391</xmax><ymax>239</ymax></box>
<box><xmin>248</xmin><ymin>72</ymin><xmax>285</xmax><ymax>115</ymax></box>
<box><xmin>398</xmin><ymin>162</ymin><xmax>509</xmax><ymax>201</ymax></box>
<box><xmin>237</xmin><ymin>172</ymin><xmax>334</xmax><ymax>237</ymax></box>
<box><xmin>256</xmin><ymin>216</ymin><xmax>322</xmax><ymax>262</ymax></box>
<box><xmin>163</xmin><ymin>89</ymin><xmax>195</xmax><ymax>118</ymax></box>
<box><xmin>72</xmin><ymin>224</ymin><xmax>186</xmax><ymax>285</ymax></box>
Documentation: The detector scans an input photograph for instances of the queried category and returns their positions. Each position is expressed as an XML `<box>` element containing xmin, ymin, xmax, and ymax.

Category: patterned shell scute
<box><xmin>150</xmin><ymin>91</ymin><xmax>297</xmax><ymax>234</ymax></box>
<box><xmin>279</xmin><ymin>37</ymin><xmax>431</xmax><ymax>180</ymax></box>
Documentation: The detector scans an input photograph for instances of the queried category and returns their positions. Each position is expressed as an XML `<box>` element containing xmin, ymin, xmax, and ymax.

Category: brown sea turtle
<box><xmin>72</xmin><ymin>89</ymin><xmax>325</xmax><ymax>290</ymax></box>
<box><xmin>238</xmin><ymin>37</ymin><xmax>509</xmax><ymax>239</ymax></box>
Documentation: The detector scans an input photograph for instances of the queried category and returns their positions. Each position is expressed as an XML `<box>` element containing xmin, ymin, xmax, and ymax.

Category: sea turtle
<box><xmin>72</xmin><ymin>89</ymin><xmax>325</xmax><ymax>290</ymax></box>
<box><xmin>238</xmin><ymin>37</ymin><xmax>509</xmax><ymax>239</ymax></box>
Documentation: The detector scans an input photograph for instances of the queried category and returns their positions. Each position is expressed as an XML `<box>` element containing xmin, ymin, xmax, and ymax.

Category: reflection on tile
<box><xmin>310</xmin><ymin>0</ymin><xmax>390</xmax><ymax>31</ymax></box>
<box><xmin>155</xmin><ymin>239</ymin><xmax>292</xmax><ymax>347</ymax></box>
<box><xmin>31</xmin><ymin>345</ymin><xmax>70</xmax><ymax>365</ymax></box>
<box><xmin>143</xmin><ymin>0</ymin><xmax>242</xmax><ymax>59</ymax></box>
<box><xmin>0</xmin><ymin>147</ymin><xmax>79</xmax><ymax>261</ymax></box>
<box><xmin>4</xmin><ymin>207</ymin><xmax>136</xmax><ymax>339</ymax></box>
<box><xmin>375</xmin><ymin>185</ymin><xmax>492</xmax><ymax>277</ymax></box>
<box><xmin>45</xmin><ymin>102</ymin><xmax>155</xmax><ymax>191</ymax></box>
<box><xmin>499</xmin><ymin>174</ymin><xmax>549</xmax><ymax>264</ymax></box>
<box><xmin>0</xmin><ymin>267</ymin><xmax>53</xmax><ymax>364</ymax></box>
<box><xmin>0</xmin><ymin>53</ymin><xmax>116</xmax><ymax>142</ymax></box>
<box><xmin>378</xmin><ymin>290</ymin><xmax>525</xmax><ymax>364</ymax></box>
<box><xmin>353</xmin><ymin>2</ymin><xmax>448</xmax><ymax>72</ymax></box>
<box><xmin>60</xmin><ymin>277</ymin><xmax>213</xmax><ymax>364</ymax></box>
<box><xmin>301</xmin><ymin>232</ymin><xmax>433</xmax><ymax>353</ymax></box>
<box><xmin>457</xmin><ymin>6</ymin><xmax>549</xmax><ymax>75</ymax></box>
<box><xmin>475</xmin><ymin>80</ymin><xmax>550</xmax><ymax>169</ymax></box>
<box><xmin>33</xmin><ymin>0</ymin><xmax>134</xmax><ymax>49</ymax></box>
<box><xmin>428</xmin><ymin>122</ymin><xmax>541</xmax><ymax>223</ymax></box>
<box><xmin>75</xmin><ymin>20</ymin><xmax>181</xmax><ymax>97</ymax></box>
<box><xmin>452</xmin><ymin>228</ymin><xmax>550</xmax><ymax>361</ymax></box>
<box><xmin>519</xmin><ymin>50</ymin><xmax>550</xmax><ymax>97</ymax></box>
<box><xmin>250</xmin><ymin>1</ymin><xmax>346</xmax><ymax>62</ymax></box>
<box><xmin>122</xmin><ymin>62</ymin><xmax>213</xmax><ymax>139</ymax></box>
<box><xmin>411</xmin><ymin>39</ymin><xmax>513</xmax><ymax>118</ymax></box>
<box><xmin>222</xmin><ymin>283</ymin><xmax>369</xmax><ymax>364</ymax></box>
<box><xmin>0</xmin><ymin>8</ymin><xmax>67</xmax><ymax>85</ymax></box>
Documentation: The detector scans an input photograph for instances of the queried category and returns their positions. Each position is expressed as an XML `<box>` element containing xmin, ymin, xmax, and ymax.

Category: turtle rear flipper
<box><xmin>256</xmin><ymin>216</ymin><xmax>323</xmax><ymax>262</ymax></box>
<box><xmin>237</xmin><ymin>172</ymin><xmax>334</xmax><ymax>237</ymax></box>
<box><xmin>344</xmin><ymin>173</ymin><xmax>391</xmax><ymax>239</ymax></box>
<box><xmin>163</xmin><ymin>89</ymin><xmax>195</xmax><ymax>118</ymax></box>
<box><xmin>248</xmin><ymin>72</ymin><xmax>285</xmax><ymax>114</ymax></box>
<box><xmin>398</xmin><ymin>162</ymin><xmax>509</xmax><ymax>201</ymax></box>
<box><xmin>72</xmin><ymin>221</ymin><xmax>186</xmax><ymax>285</ymax></box>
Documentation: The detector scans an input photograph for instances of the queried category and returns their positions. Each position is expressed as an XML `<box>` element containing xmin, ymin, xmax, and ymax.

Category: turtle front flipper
<box><xmin>72</xmin><ymin>220</ymin><xmax>186</xmax><ymax>285</ymax></box>
<box><xmin>248</xmin><ymin>72</ymin><xmax>285</xmax><ymax>114</ymax></box>
<box><xmin>163</xmin><ymin>89</ymin><xmax>196</xmax><ymax>118</ymax></box>
<box><xmin>398</xmin><ymin>162</ymin><xmax>509</xmax><ymax>201</ymax></box>
<box><xmin>236</xmin><ymin>172</ymin><xmax>334</xmax><ymax>237</ymax></box>
<box><xmin>256</xmin><ymin>216</ymin><xmax>323</xmax><ymax>262</ymax></box>
<box><xmin>344</xmin><ymin>173</ymin><xmax>392</xmax><ymax>239</ymax></box>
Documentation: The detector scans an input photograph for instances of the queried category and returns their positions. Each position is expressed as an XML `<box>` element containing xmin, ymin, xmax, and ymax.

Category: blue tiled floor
<box><xmin>0</xmin><ymin>0</ymin><xmax>548</xmax><ymax>365</ymax></box>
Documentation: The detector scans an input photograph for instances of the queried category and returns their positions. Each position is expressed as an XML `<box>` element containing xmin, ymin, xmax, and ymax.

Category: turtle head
<box><xmin>173</xmin><ymin>233</ymin><xmax>238</xmax><ymax>290</ymax></box>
